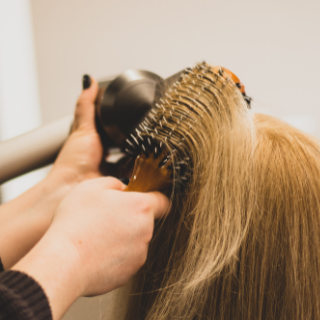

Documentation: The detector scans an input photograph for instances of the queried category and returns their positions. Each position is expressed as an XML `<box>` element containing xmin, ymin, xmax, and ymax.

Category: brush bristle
<box><xmin>125</xmin><ymin>61</ymin><xmax>246</xmax><ymax>189</ymax></box>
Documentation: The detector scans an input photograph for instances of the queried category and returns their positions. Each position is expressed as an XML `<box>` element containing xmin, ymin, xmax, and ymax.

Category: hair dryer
<box><xmin>0</xmin><ymin>69</ymin><xmax>181</xmax><ymax>184</ymax></box>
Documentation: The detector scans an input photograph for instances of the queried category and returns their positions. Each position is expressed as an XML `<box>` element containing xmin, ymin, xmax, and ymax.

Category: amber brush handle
<box><xmin>124</xmin><ymin>152</ymin><xmax>172</xmax><ymax>193</ymax></box>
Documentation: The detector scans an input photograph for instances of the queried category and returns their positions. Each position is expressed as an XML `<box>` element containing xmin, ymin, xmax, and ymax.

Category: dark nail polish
<box><xmin>82</xmin><ymin>74</ymin><xmax>91</xmax><ymax>90</ymax></box>
<box><xmin>119</xmin><ymin>177</ymin><xmax>130</xmax><ymax>185</ymax></box>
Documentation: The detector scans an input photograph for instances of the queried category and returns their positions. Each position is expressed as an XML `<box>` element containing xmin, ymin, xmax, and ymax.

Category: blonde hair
<box><xmin>125</xmin><ymin>64</ymin><xmax>320</xmax><ymax>320</ymax></box>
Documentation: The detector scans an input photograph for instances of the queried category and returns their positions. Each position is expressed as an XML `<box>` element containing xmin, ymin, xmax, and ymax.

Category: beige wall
<box><xmin>31</xmin><ymin>0</ymin><xmax>320</xmax><ymax>137</ymax></box>
<box><xmin>29</xmin><ymin>0</ymin><xmax>320</xmax><ymax>318</ymax></box>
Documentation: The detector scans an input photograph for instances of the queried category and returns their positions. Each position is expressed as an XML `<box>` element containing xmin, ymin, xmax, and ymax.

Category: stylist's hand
<box><xmin>0</xmin><ymin>76</ymin><xmax>104</xmax><ymax>270</ymax></box>
<box><xmin>50</xmin><ymin>75</ymin><xmax>103</xmax><ymax>184</ymax></box>
<box><xmin>52</xmin><ymin>177</ymin><xmax>170</xmax><ymax>296</ymax></box>
<box><xmin>12</xmin><ymin>177</ymin><xmax>170</xmax><ymax>320</ymax></box>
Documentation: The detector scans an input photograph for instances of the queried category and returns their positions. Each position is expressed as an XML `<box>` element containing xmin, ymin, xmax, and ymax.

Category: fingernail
<box><xmin>82</xmin><ymin>74</ymin><xmax>91</xmax><ymax>90</ymax></box>
<box><xmin>119</xmin><ymin>177</ymin><xmax>130</xmax><ymax>185</ymax></box>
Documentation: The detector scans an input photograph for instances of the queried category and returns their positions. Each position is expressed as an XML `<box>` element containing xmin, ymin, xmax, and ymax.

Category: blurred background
<box><xmin>0</xmin><ymin>0</ymin><xmax>319</xmax><ymax>318</ymax></box>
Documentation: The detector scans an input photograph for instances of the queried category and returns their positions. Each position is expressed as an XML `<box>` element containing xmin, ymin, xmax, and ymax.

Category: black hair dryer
<box><xmin>0</xmin><ymin>69</ymin><xmax>182</xmax><ymax>184</ymax></box>
<box><xmin>95</xmin><ymin>70</ymin><xmax>162</xmax><ymax>148</ymax></box>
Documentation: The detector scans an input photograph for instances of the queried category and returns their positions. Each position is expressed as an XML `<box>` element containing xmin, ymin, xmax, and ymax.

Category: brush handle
<box><xmin>124</xmin><ymin>154</ymin><xmax>172</xmax><ymax>193</ymax></box>
<box><xmin>124</xmin><ymin>175</ymin><xmax>170</xmax><ymax>193</ymax></box>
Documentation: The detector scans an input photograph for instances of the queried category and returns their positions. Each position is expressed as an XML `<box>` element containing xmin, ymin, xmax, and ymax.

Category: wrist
<box><xmin>12</xmin><ymin>229</ymin><xmax>84</xmax><ymax>320</ymax></box>
<box><xmin>50</xmin><ymin>128</ymin><xmax>103</xmax><ymax>185</ymax></box>
<box><xmin>46</xmin><ymin>165</ymin><xmax>80</xmax><ymax>193</ymax></box>
<box><xmin>24</xmin><ymin>172</ymin><xmax>78</xmax><ymax>240</ymax></box>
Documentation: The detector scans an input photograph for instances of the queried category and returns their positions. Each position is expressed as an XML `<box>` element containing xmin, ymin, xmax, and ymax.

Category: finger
<box><xmin>73</xmin><ymin>76</ymin><xmax>99</xmax><ymax>132</ymax></box>
<box><xmin>96</xmin><ymin>176</ymin><xmax>127</xmax><ymax>191</ymax></box>
<box><xmin>145</xmin><ymin>192</ymin><xmax>171</xmax><ymax>219</ymax></box>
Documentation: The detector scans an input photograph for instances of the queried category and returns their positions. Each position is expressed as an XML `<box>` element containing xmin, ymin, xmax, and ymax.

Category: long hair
<box><xmin>124</xmin><ymin>65</ymin><xmax>320</xmax><ymax>320</ymax></box>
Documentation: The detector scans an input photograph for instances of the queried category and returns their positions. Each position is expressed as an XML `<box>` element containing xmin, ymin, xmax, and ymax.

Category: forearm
<box><xmin>12</xmin><ymin>229</ymin><xmax>83</xmax><ymax>320</ymax></box>
<box><xmin>0</xmin><ymin>170</ymin><xmax>76</xmax><ymax>269</ymax></box>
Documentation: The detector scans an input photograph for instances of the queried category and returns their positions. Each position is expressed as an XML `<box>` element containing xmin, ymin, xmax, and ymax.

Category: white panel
<box><xmin>0</xmin><ymin>0</ymin><xmax>46</xmax><ymax>203</ymax></box>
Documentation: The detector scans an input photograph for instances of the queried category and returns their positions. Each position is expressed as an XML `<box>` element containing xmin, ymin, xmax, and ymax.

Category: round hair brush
<box><xmin>124</xmin><ymin>62</ymin><xmax>250</xmax><ymax>193</ymax></box>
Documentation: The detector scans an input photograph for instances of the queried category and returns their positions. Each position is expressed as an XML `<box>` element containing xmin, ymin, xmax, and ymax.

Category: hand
<box><xmin>51</xmin><ymin>177</ymin><xmax>170</xmax><ymax>295</ymax></box>
<box><xmin>50</xmin><ymin>75</ymin><xmax>103</xmax><ymax>184</ymax></box>
<box><xmin>0</xmin><ymin>75</ymin><xmax>104</xmax><ymax>269</ymax></box>
<box><xmin>12</xmin><ymin>177</ymin><xmax>170</xmax><ymax>320</ymax></box>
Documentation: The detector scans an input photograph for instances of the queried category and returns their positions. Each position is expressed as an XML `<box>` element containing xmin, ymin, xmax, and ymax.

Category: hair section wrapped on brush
<box><xmin>124</xmin><ymin>62</ymin><xmax>252</xmax><ymax>195</ymax></box>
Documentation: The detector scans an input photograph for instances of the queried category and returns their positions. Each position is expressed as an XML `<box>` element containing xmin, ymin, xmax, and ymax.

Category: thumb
<box><xmin>93</xmin><ymin>176</ymin><xmax>127</xmax><ymax>191</ymax></box>
<box><xmin>145</xmin><ymin>192</ymin><xmax>171</xmax><ymax>219</ymax></box>
<box><xmin>72</xmin><ymin>75</ymin><xmax>99</xmax><ymax>132</ymax></box>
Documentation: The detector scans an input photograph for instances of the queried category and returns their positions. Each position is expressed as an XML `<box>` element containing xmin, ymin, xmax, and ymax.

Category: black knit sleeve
<box><xmin>0</xmin><ymin>270</ymin><xmax>52</xmax><ymax>320</ymax></box>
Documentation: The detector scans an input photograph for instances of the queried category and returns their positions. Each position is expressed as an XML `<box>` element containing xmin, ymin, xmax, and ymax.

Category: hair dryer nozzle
<box><xmin>96</xmin><ymin>70</ymin><xmax>163</xmax><ymax>147</ymax></box>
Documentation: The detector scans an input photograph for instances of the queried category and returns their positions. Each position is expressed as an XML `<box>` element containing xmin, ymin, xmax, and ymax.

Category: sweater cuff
<box><xmin>0</xmin><ymin>270</ymin><xmax>52</xmax><ymax>320</ymax></box>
